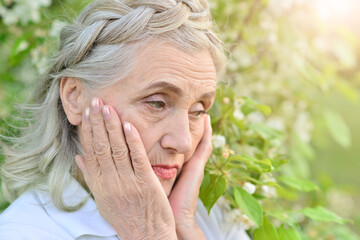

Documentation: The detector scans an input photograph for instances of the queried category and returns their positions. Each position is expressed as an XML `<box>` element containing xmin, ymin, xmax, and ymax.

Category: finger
<box><xmin>122</xmin><ymin>121</ymin><xmax>154</xmax><ymax>180</ymax></box>
<box><xmin>169</xmin><ymin>115</ymin><xmax>213</xmax><ymax>201</ymax></box>
<box><xmin>90</xmin><ymin>98</ymin><xmax>117</xmax><ymax>175</ymax></box>
<box><xmin>101</xmin><ymin>105</ymin><xmax>133</xmax><ymax>178</ymax></box>
<box><xmin>187</xmin><ymin>114</ymin><xmax>213</xmax><ymax>169</ymax></box>
<box><xmin>81</xmin><ymin>107</ymin><xmax>100</xmax><ymax>177</ymax></box>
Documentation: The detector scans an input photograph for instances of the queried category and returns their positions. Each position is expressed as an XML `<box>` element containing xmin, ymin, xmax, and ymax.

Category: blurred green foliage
<box><xmin>1</xmin><ymin>0</ymin><xmax>359</xmax><ymax>239</ymax></box>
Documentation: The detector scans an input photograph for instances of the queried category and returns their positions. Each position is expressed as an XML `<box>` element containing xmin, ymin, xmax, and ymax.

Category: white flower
<box><xmin>212</xmin><ymin>135</ymin><xmax>226</xmax><ymax>148</ymax></box>
<box><xmin>16</xmin><ymin>41</ymin><xmax>29</xmax><ymax>54</ymax></box>
<box><xmin>243</xmin><ymin>182</ymin><xmax>256</xmax><ymax>195</ymax></box>
<box><xmin>233</xmin><ymin>108</ymin><xmax>244</xmax><ymax>120</ymax></box>
<box><xmin>50</xmin><ymin>20</ymin><xmax>67</xmax><ymax>38</ymax></box>
<box><xmin>31</xmin><ymin>47</ymin><xmax>50</xmax><ymax>74</ymax></box>
<box><xmin>247</xmin><ymin>112</ymin><xmax>265</xmax><ymax>123</ymax></box>
<box><xmin>261</xmin><ymin>185</ymin><xmax>277</xmax><ymax>198</ymax></box>
<box><xmin>1</xmin><ymin>0</ymin><xmax>52</xmax><ymax>26</ymax></box>
<box><xmin>234</xmin><ymin>99</ymin><xmax>245</xmax><ymax>109</ymax></box>
<box><xmin>222</xmin><ymin>97</ymin><xmax>230</xmax><ymax>104</ymax></box>
<box><xmin>294</xmin><ymin>112</ymin><xmax>313</xmax><ymax>142</ymax></box>
<box><xmin>0</xmin><ymin>6</ymin><xmax>19</xmax><ymax>25</ymax></box>
<box><xmin>267</xmin><ymin>117</ymin><xmax>285</xmax><ymax>131</ymax></box>
<box><xmin>238</xmin><ymin>213</ymin><xmax>256</xmax><ymax>230</ymax></box>
<box><xmin>217</xmin><ymin>197</ymin><xmax>255</xmax><ymax>231</ymax></box>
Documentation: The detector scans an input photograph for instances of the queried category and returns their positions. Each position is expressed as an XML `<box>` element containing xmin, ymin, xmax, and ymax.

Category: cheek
<box><xmin>117</xmin><ymin>108</ymin><xmax>160</xmax><ymax>154</ymax></box>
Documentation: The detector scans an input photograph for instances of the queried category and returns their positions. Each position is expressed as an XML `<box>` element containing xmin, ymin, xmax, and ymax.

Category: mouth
<box><xmin>151</xmin><ymin>165</ymin><xmax>178</xmax><ymax>180</ymax></box>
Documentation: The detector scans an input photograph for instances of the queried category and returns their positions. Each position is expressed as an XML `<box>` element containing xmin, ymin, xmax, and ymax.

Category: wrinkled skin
<box><xmin>61</xmin><ymin>41</ymin><xmax>217</xmax><ymax>240</ymax></box>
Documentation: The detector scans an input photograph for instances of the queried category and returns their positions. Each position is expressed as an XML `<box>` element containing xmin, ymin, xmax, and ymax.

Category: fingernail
<box><xmin>84</xmin><ymin>107</ymin><xmax>90</xmax><ymax>121</ymax></box>
<box><xmin>102</xmin><ymin>106</ymin><xmax>110</xmax><ymax>120</ymax></box>
<box><xmin>124</xmin><ymin>122</ymin><xmax>131</xmax><ymax>132</ymax></box>
<box><xmin>91</xmin><ymin>98</ymin><xmax>100</xmax><ymax>113</ymax></box>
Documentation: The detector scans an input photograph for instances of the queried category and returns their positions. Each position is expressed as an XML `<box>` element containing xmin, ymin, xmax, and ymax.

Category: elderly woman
<box><xmin>0</xmin><ymin>0</ymin><xmax>250</xmax><ymax>239</ymax></box>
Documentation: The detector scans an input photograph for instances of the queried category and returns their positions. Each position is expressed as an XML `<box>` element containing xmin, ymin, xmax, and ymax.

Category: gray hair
<box><xmin>0</xmin><ymin>0</ymin><xmax>226</xmax><ymax>211</ymax></box>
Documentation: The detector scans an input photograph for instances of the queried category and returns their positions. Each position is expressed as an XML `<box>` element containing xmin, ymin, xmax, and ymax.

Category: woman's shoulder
<box><xmin>0</xmin><ymin>191</ymin><xmax>41</xmax><ymax>224</ymax></box>
<box><xmin>0</xmin><ymin>180</ymin><xmax>118</xmax><ymax>239</ymax></box>
<box><xmin>0</xmin><ymin>190</ymin><xmax>73</xmax><ymax>240</ymax></box>
<box><xmin>0</xmin><ymin>222</ymin><xmax>68</xmax><ymax>240</ymax></box>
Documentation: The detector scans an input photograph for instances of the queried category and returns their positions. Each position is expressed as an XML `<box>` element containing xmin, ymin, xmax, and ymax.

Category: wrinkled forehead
<box><xmin>126</xmin><ymin>41</ymin><xmax>217</xmax><ymax>97</ymax></box>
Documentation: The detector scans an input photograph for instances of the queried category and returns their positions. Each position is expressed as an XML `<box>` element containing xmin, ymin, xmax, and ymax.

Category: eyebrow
<box><xmin>144</xmin><ymin>81</ymin><xmax>216</xmax><ymax>99</ymax></box>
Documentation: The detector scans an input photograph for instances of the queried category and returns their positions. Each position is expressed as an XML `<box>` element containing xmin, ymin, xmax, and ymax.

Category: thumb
<box><xmin>122</xmin><ymin>121</ymin><xmax>153</xmax><ymax>179</ymax></box>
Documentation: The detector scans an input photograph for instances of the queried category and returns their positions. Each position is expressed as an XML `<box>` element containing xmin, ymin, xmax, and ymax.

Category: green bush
<box><xmin>1</xmin><ymin>0</ymin><xmax>359</xmax><ymax>239</ymax></box>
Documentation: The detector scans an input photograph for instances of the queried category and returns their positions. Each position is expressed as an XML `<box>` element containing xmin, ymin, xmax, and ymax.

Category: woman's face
<box><xmin>94</xmin><ymin>42</ymin><xmax>217</xmax><ymax>196</ymax></box>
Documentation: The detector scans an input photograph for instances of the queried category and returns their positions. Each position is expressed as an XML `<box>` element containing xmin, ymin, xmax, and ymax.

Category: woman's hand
<box><xmin>75</xmin><ymin>98</ymin><xmax>177</xmax><ymax>240</ymax></box>
<box><xmin>168</xmin><ymin>115</ymin><xmax>213</xmax><ymax>240</ymax></box>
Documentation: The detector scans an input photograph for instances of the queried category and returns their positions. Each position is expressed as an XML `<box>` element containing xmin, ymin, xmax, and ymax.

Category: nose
<box><xmin>160</xmin><ymin>110</ymin><xmax>192</xmax><ymax>154</ymax></box>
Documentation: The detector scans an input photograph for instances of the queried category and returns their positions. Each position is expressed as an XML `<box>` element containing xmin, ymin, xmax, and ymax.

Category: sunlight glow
<box><xmin>312</xmin><ymin>0</ymin><xmax>357</xmax><ymax>21</ymax></box>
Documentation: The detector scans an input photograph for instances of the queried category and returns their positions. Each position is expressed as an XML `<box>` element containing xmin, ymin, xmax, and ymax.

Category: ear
<box><xmin>60</xmin><ymin>77</ymin><xmax>85</xmax><ymax>126</ymax></box>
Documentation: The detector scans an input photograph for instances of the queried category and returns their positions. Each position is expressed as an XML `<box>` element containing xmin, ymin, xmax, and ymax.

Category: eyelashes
<box><xmin>189</xmin><ymin>109</ymin><xmax>207</xmax><ymax>118</ymax></box>
<box><xmin>145</xmin><ymin>100</ymin><xmax>207</xmax><ymax>118</ymax></box>
<box><xmin>147</xmin><ymin>101</ymin><xmax>166</xmax><ymax>109</ymax></box>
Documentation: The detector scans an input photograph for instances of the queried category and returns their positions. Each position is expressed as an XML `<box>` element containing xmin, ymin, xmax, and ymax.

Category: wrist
<box><xmin>176</xmin><ymin>222</ymin><xmax>205</xmax><ymax>240</ymax></box>
<box><xmin>114</xmin><ymin>221</ymin><xmax>177</xmax><ymax>240</ymax></box>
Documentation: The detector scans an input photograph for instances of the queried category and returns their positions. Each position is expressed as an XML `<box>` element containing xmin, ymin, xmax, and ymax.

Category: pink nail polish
<box><xmin>91</xmin><ymin>98</ymin><xmax>100</xmax><ymax>113</ymax></box>
<box><xmin>124</xmin><ymin>122</ymin><xmax>131</xmax><ymax>132</ymax></box>
<box><xmin>84</xmin><ymin>107</ymin><xmax>90</xmax><ymax>121</ymax></box>
<box><xmin>102</xmin><ymin>106</ymin><xmax>110</xmax><ymax>120</ymax></box>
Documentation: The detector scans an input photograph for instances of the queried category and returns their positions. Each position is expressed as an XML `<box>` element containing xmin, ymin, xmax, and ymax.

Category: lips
<box><xmin>151</xmin><ymin>165</ymin><xmax>178</xmax><ymax>180</ymax></box>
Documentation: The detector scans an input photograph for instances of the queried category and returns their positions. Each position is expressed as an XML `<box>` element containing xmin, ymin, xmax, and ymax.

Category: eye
<box><xmin>190</xmin><ymin>110</ymin><xmax>207</xmax><ymax>118</ymax></box>
<box><xmin>147</xmin><ymin>101</ymin><xmax>166</xmax><ymax>109</ymax></box>
<box><xmin>189</xmin><ymin>102</ymin><xmax>207</xmax><ymax>119</ymax></box>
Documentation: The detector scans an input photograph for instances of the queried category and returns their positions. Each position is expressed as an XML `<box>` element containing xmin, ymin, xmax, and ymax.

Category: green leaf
<box><xmin>241</xmin><ymin>97</ymin><xmax>272</xmax><ymax>116</ymax></box>
<box><xmin>234</xmin><ymin>187</ymin><xmax>263</xmax><ymax>227</ymax></box>
<box><xmin>267</xmin><ymin>212</ymin><xmax>297</xmax><ymax>228</ymax></box>
<box><xmin>324</xmin><ymin>109</ymin><xmax>351</xmax><ymax>148</ymax></box>
<box><xmin>293</xmin><ymin>133</ymin><xmax>315</xmax><ymax>160</ymax></box>
<box><xmin>253</xmin><ymin>216</ymin><xmax>279</xmax><ymax>240</ymax></box>
<box><xmin>278</xmin><ymin>176</ymin><xmax>319</xmax><ymax>192</ymax></box>
<box><xmin>255</xmin><ymin>103</ymin><xmax>272</xmax><ymax>116</ymax></box>
<box><xmin>257</xmin><ymin>158</ymin><xmax>272</xmax><ymax>172</ymax></box>
<box><xmin>199</xmin><ymin>172</ymin><xmax>226</xmax><ymax>214</ymax></box>
<box><xmin>276</xmin><ymin>186</ymin><xmax>298</xmax><ymax>200</ymax></box>
<box><xmin>299</xmin><ymin>206</ymin><xmax>348</xmax><ymax>224</ymax></box>
<box><xmin>249</xmin><ymin>123</ymin><xmax>283</xmax><ymax>140</ymax></box>
<box><xmin>329</xmin><ymin>225</ymin><xmax>360</xmax><ymax>240</ymax></box>
<box><xmin>278</xmin><ymin>226</ymin><xmax>301</xmax><ymax>240</ymax></box>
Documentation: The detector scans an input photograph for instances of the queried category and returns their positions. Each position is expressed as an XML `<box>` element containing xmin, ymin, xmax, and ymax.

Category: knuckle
<box><xmin>93</xmin><ymin>141</ymin><xmax>110</xmax><ymax>156</ymax></box>
<box><xmin>91</xmin><ymin>120</ymin><xmax>104</xmax><ymax>131</ymax></box>
<box><xmin>111</xmin><ymin>145</ymin><xmax>129</xmax><ymax>160</ymax></box>
<box><xmin>129</xmin><ymin>147</ymin><xmax>144</xmax><ymax>159</ymax></box>
<box><xmin>107</xmin><ymin>121</ymin><xmax>121</xmax><ymax>133</ymax></box>
<box><xmin>133</xmin><ymin>156</ymin><xmax>146</xmax><ymax>167</ymax></box>
<box><xmin>83</xmin><ymin>145</ymin><xmax>94</xmax><ymax>157</ymax></box>
<box><xmin>129</xmin><ymin>136</ymin><xmax>142</xmax><ymax>147</ymax></box>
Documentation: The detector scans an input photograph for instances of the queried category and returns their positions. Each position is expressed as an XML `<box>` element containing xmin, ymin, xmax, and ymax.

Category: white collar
<box><xmin>37</xmin><ymin>178</ymin><xmax>118</xmax><ymax>239</ymax></box>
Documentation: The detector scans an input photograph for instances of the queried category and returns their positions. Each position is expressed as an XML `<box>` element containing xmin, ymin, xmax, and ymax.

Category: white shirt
<box><xmin>0</xmin><ymin>179</ymin><xmax>250</xmax><ymax>240</ymax></box>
